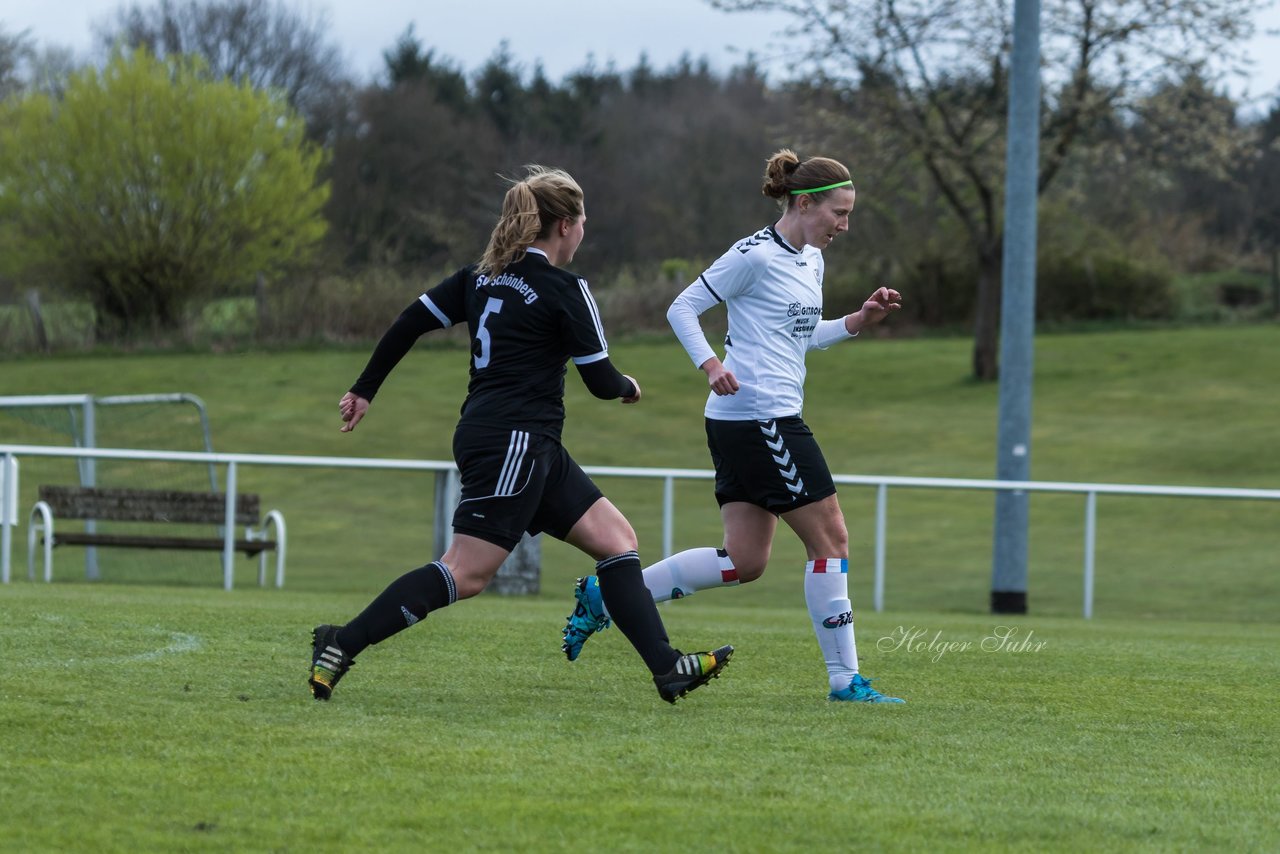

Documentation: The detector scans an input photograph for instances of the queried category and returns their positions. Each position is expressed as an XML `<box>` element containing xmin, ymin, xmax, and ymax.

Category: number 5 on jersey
<box><xmin>475</xmin><ymin>296</ymin><xmax>503</xmax><ymax>369</ymax></box>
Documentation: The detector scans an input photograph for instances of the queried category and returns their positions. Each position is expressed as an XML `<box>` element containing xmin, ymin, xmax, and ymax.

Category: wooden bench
<box><xmin>28</xmin><ymin>485</ymin><xmax>286</xmax><ymax>587</ymax></box>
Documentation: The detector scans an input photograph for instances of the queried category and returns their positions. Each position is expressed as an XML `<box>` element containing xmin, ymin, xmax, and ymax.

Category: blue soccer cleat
<box><xmin>829</xmin><ymin>673</ymin><xmax>905</xmax><ymax>704</ymax></box>
<box><xmin>561</xmin><ymin>576</ymin><xmax>611</xmax><ymax>661</ymax></box>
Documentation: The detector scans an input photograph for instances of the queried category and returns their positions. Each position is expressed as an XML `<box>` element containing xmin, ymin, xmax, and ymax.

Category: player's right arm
<box><xmin>341</xmin><ymin>270</ymin><xmax>467</xmax><ymax>432</ymax></box>
<box><xmin>667</xmin><ymin>249</ymin><xmax>754</xmax><ymax>396</ymax></box>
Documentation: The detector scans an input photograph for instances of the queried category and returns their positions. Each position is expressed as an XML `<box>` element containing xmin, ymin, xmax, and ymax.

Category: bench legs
<box><xmin>249</xmin><ymin>509</ymin><xmax>287</xmax><ymax>588</ymax></box>
<box><xmin>28</xmin><ymin>500</ymin><xmax>53</xmax><ymax>583</ymax></box>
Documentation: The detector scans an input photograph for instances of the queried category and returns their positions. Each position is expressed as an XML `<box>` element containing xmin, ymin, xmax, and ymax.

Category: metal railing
<box><xmin>3</xmin><ymin>443</ymin><xmax>1278</xmax><ymax>614</ymax></box>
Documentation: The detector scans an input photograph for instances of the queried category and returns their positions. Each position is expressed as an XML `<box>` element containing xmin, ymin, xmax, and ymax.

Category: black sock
<box><xmin>595</xmin><ymin>551</ymin><xmax>680</xmax><ymax>675</ymax></box>
<box><xmin>337</xmin><ymin>561</ymin><xmax>456</xmax><ymax>657</ymax></box>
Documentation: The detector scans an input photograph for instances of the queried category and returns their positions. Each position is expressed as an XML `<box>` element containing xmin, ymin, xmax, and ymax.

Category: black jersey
<box><xmin>425</xmin><ymin>251</ymin><xmax>609</xmax><ymax>438</ymax></box>
<box><xmin>350</xmin><ymin>248</ymin><xmax>628</xmax><ymax>442</ymax></box>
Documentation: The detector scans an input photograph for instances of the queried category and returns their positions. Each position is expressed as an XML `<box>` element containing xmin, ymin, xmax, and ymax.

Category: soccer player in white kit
<box><xmin>563</xmin><ymin>149</ymin><xmax>905</xmax><ymax>703</ymax></box>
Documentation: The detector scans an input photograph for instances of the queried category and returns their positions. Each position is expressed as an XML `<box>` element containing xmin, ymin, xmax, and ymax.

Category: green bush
<box><xmin>893</xmin><ymin>251</ymin><xmax>979</xmax><ymax>328</ymax></box>
<box><xmin>0</xmin><ymin>50</ymin><xmax>328</xmax><ymax>341</ymax></box>
<box><xmin>1170</xmin><ymin>269</ymin><xmax>1275</xmax><ymax>322</ymax></box>
<box><xmin>1036</xmin><ymin>252</ymin><xmax>1176</xmax><ymax>322</ymax></box>
<box><xmin>0</xmin><ymin>298</ymin><xmax>97</xmax><ymax>354</ymax></box>
<box><xmin>257</xmin><ymin>267</ymin><xmax>464</xmax><ymax>343</ymax></box>
<box><xmin>590</xmin><ymin>261</ymin><xmax>717</xmax><ymax>335</ymax></box>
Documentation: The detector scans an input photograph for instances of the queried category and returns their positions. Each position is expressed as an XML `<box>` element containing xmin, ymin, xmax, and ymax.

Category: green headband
<box><xmin>790</xmin><ymin>179</ymin><xmax>853</xmax><ymax>195</ymax></box>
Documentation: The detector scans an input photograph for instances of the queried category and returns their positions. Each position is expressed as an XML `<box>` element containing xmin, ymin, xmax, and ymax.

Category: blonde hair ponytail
<box><xmin>478</xmin><ymin>166</ymin><xmax>584</xmax><ymax>276</ymax></box>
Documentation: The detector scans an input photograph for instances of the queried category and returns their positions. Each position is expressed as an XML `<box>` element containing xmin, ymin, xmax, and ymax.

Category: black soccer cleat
<box><xmin>654</xmin><ymin>645</ymin><xmax>734</xmax><ymax>704</ymax></box>
<box><xmin>309</xmin><ymin>624</ymin><xmax>354</xmax><ymax>701</ymax></box>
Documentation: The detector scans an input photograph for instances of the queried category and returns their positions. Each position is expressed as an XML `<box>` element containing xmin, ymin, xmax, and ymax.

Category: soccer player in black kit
<box><xmin>308</xmin><ymin>165</ymin><xmax>733</xmax><ymax>704</ymax></box>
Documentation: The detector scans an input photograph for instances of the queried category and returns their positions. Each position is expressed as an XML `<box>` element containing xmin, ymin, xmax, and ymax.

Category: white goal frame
<box><xmin>0</xmin><ymin>394</ymin><xmax>216</xmax><ymax>579</ymax></box>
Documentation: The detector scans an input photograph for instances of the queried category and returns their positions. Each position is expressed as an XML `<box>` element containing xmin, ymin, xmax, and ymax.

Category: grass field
<box><xmin>1</xmin><ymin>325</ymin><xmax>1278</xmax><ymax>850</ymax></box>
<box><xmin>0</xmin><ymin>584</ymin><xmax>1275</xmax><ymax>852</ymax></box>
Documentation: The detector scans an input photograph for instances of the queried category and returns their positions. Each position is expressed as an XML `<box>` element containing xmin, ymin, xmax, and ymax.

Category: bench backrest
<box><xmin>38</xmin><ymin>486</ymin><xmax>261</xmax><ymax>525</ymax></box>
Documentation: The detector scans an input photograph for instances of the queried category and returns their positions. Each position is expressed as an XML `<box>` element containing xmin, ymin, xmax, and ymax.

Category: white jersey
<box><xmin>667</xmin><ymin>225</ymin><xmax>854</xmax><ymax>421</ymax></box>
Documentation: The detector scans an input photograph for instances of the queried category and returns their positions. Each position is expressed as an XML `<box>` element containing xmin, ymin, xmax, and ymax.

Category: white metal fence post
<box><xmin>874</xmin><ymin>483</ymin><xmax>888</xmax><ymax>612</ymax></box>
<box><xmin>1</xmin><ymin>453</ymin><xmax>14</xmax><ymax>584</ymax></box>
<box><xmin>433</xmin><ymin>470</ymin><xmax>449</xmax><ymax>557</ymax></box>
<box><xmin>662</xmin><ymin>476</ymin><xmax>675</xmax><ymax>559</ymax></box>
<box><xmin>1083</xmin><ymin>490</ymin><xmax>1097</xmax><ymax>619</ymax></box>
<box><xmin>81</xmin><ymin>397</ymin><xmax>99</xmax><ymax>580</ymax></box>
<box><xmin>223</xmin><ymin>461</ymin><xmax>237</xmax><ymax>591</ymax></box>
<box><xmin>431</xmin><ymin>467</ymin><xmax>462</xmax><ymax>557</ymax></box>
<box><xmin>446</xmin><ymin>468</ymin><xmax>459</xmax><ymax>552</ymax></box>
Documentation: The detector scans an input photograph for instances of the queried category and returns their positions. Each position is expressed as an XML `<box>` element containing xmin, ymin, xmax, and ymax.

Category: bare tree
<box><xmin>712</xmin><ymin>0</ymin><xmax>1267</xmax><ymax>379</ymax></box>
<box><xmin>23</xmin><ymin>46</ymin><xmax>80</xmax><ymax>100</ymax></box>
<box><xmin>0</xmin><ymin>25</ymin><xmax>34</xmax><ymax>101</ymax></box>
<box><xmin>1250</xmin><ymin>99</ymin><xmax>1280</xmax><ymax>313</ymax></box>
<box><xmin>0</xmin><ymin>23</ymin><xmax>84</xmax><ymax>101</ymax></box>
<box><xmin>93</xmin><ymin>0</ymin><xmax>350</xmax><ymax>136</ymax></box>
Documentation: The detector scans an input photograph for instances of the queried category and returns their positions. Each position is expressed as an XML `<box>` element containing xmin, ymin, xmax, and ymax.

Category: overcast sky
<box><xmin>3</xmin><ymin>0</ymin><xmax>1279</xmax><ymax>108</ymax></box>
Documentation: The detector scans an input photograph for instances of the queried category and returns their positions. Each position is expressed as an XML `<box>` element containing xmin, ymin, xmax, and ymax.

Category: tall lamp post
<box><xmin>991</xmin><ymin>0</ymin><xmax>1043</xmax><ymax>614</ymax></box>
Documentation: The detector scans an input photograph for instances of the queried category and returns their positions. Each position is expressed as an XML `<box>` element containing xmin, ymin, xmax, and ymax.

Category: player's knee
<box><xmin>810</xmin><ymin>540</ymin><xmax>848</xmax><ymax>560</ymax></box>
<box><xmin>573</xmin><ymin>500</ymin><xmax>637</xmax><ymax>558</ymax></box>
<box><xmin>725</xmin><ymin>547</ymin><xmax>768</xmax><ymax>582</ymax></box>
<box><xmin>816</xmin><ymin>517</ymin><xmax>849</xmax><ymax>558</ymax></box>
<box><xmin>602</xmin><ymin>522</ymin><xmax>638</xmax><ymax>556</ymax></box>
<box><xmin>451</xmin><ymin>574</ymin><xmax>489</xmax><ymax>600</ymax></box>
<box><xmin>446</xmin><ymin>563</ymin><xmax>500</xmax><ymax>599</ymax></box>
<box><xmin>609</xmin><ymin>538</ymin><xmax>639</xmax><ymax>559</ymax></box>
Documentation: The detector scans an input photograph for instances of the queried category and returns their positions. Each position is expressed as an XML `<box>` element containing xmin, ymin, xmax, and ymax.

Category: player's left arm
<box><xmin>809</xmin><ymin>286</ymin><xmax>903</xmax><ymax>350</ymax></box>
<box><xmin>845</xmin><ymin>287</ymin><xmax>902</xmax><ymax>333</ymax></box>
<box><xmin>563</xmin><ymin>276</ymin><xmax>640</xmax><ymax>403</ymax></box>
<box><xmin>576</xmin><ymin>359</ymin><xmax>640</xmax><ymax>402</ymax></box>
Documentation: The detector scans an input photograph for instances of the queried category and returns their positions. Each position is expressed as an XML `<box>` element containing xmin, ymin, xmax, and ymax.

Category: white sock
<box><xmin>805</xmin><ymin>558</ymin><xmax>859</xmax><ymax>691</ymax></box>
<box><xmin>596</xmin><ymin>548</ymin><xmax>739</xmax><ymax>618</ymax></box>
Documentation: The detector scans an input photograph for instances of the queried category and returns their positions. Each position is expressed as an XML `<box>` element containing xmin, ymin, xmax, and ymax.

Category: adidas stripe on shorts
<box><xmin>451</xmin><ymin>425</ymin><xmax>603</xmax><ymax>551</ymax></box>
<box><xmin>704</xmin><ymin>416</ymin><xmax>836</xmax><ymax>514</ymax></box>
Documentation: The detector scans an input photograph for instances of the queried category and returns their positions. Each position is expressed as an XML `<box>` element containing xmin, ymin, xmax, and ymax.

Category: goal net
<box><xmin>0</xmin><ymin>394</ymin><xmax>223</xmax><ymax>583</ymax></box>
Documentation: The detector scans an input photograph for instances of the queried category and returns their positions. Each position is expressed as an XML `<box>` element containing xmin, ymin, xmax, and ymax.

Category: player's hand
<box><xmin>848</xmin><ymin>287</ymin><xmax>902</xmax><ymax>332</ymax></box>
<box><xmin>339</xmin><ymin>392</ymin><xmax>369</xmax><ymax>432</ymax></box>
<box><xmin>703</xmin><ymin>357</ymin><xmax>740</xmax><ymax>396</ymax></box>
<box><xmin>621</xmin><ymin>375</ymin><xmax>641</xmax><ymax>404</ymax></box>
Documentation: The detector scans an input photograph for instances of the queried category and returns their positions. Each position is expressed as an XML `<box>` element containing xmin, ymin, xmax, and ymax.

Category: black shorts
<box><xmin>451</xmin><ymin>425</ymin><xmax>603</xmax><ymax>551</ymax></box>
<box><xmin>705</xmin><ymin>416</ymin><xmax>836</xmax><ymax>514</ymax></box>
